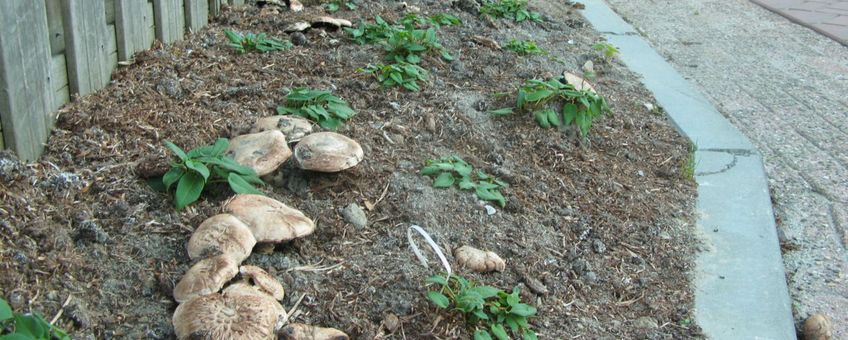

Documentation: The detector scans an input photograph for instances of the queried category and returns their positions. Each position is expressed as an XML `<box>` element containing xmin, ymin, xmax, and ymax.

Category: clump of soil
<box><xmin>0</xmin><ymin>0</ymin><xmax>701</xmax><ymax>338</ymax></box>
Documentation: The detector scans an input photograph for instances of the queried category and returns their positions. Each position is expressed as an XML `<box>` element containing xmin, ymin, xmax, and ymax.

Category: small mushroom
<box><xmin>222</xmin><ymin>194</ymin><xmax>316</xmax><ymax>243</ymax></box>
<box><xmin>187</xmin><ymin>214</ymin><xmax>257</xmax><ymax>263</ymax></box>
<box><xmin>804</xmin><ymin>314</ymin><xmax>832</xmax><ymax>340</ymax></box>
<box><xmin>311</xmin><ymin>16</ymin><xmax>353</xmax><ymax>30</ymax></box>
<box><xmin>226</xmin><ymin>130</ymin><xmax>292</xmax><ymax>176</ymax></box>
<box><xmin>454</xmin><ymin>245</ymin><xmax>506</xmax><ymax>273</ymax></box>
<box><xmin>562</xmin><ymin>72</ymin><xmax>596</xmax><ymax>94</ymax></box>
<box><xmin>289</xmin><ymin>0</ymin><xmax>304</xmax><ymax>11</ymax></box>
<box><xmin>172</xmin><ymin>289</ymin><xmax>285</xmax><ymax>340</ymax></box>
<box><xmin>293</xmin><ymin>132</ymin><xmax>364</xmax><ymax>172</ymax></box>
<box><xmin>277</xmin><ymin>323</ymin><xmax>349</xmax><ymax>340</ymax></box>
<box><xmin>240</xmin><ymin>265</ymin><xmax>285</xmax><ymax>301</ymax></box>
<box><xmin>173</xmin><ymin>255</ymin><xmax>239</xmax><ymax>303</ymax></box>
<box><xmin>284</xmin><ymin>22</ymin><xmax>311</xmax><ymax>33</ymax></box>
<box><xmin>251</xmin><ymin>116</ymin><xmax>313</xmax><ymax>143</ymax></box>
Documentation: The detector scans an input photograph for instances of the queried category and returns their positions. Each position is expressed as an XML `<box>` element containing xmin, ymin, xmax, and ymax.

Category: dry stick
<box><xmin>280</xmin><ymin>293</ymin><xmax>306</xmax><ymax>327</ymax></box>
<box><xmin>50</xmin><ymin>295</ymin><xmax>73</xmax><ymax>325</ymax></box>
<box><xmin>374</xmin><ymin>181</ymin><xmax>391</xmax><ymax>207</ymax></box>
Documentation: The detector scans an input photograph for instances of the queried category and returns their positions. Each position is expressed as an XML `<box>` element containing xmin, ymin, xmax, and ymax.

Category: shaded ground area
<box><xmin>0</xmin><ymin>1</ymin><xmax>699</xmax><ymax>338</ymax></box>
<box><xmin>604</xmin><ymin>0</ymin><xmax>848</xmax><ymax>337</ymax></box>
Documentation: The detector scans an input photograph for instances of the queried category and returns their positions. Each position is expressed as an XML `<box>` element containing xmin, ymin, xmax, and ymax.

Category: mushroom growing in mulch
<box><xmin>172</xmin><ymin>287</ymin><xmax>285</xmax><ymax>340</ymax></box>
<box><xmin>173</xmin><ymin>254</ymin><xmax>240</xmax><ymax>303</ymax></box>
<box><xmin>278</xmin><ymin>323</ymin><xmax>349</xmax><ymax>340</ymax></box>
<box><xmin>454</xmin><ymin>245</ymin><xmax>506</xmax><ymax>273</ymax></box>
<box><xmin>293</xmin><ymin>132</ymin><xmax>364</xmax><ymax>172</ymax></box>
<box><xmin>226</xmin><ymin>130</ymin><xmax>292</xmax><ymax>176</ymax></box>
<box><xmin>251</xmin><ymin>116</ymin><xmax>313</xmax><ymax>143</ymax></box>
<box><xmin>187</xmin><ymin>214</ymin><xmax>257</xmax><ymax>263</ymax></box>
<box><xmin>222</xmin><ymin>194</ymin><xmax>316</xmax><ymax>243</ymax></box>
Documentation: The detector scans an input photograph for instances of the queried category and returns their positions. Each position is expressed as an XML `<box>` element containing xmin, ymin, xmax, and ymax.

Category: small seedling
<box><xmin>682</xmin><ymin>142</ymin><xmax>698</xmax><ymax>180</ymax></box>
<box><xmin>592</xmin><ymin>41</ymin><xmax>619</xmax><ymax>60</ymax></box>
<box><xmin>162</xmin><ymin>139</ymin><xmax>264</xmax><ymax>210</ymax></box>
<box><xmin>496</xmin><ymin>77</ymin><xmax>610</xmax><ymax>136</ymax></box>
<box><xmin>420</xmin><ymin>156</ymin><xmax>507</xmax><ymax>207</ymax></box>
<box><xmin>400</xmin><ymin>13</ymin><xmax>462</xmax><ymax>29</ymax></box>
<box><xmin>383</xmin><ymin>26</ymin><xmax>453</xmax><ymax>63</ymax></box>
<box><xmin>276</xmin><ymin>88</ymin><xmax>357</xmax><ymax>130</ymax></box>
<box><xmin>1</xmin><ymin>297</ymin><xmax>70</xmax><ymax>340</ymax></box>
<box><xmin>325</xmin><ymin>0</ymin><xmax>356</xmax><ymax>13</ymax></box>
<box><xmin>358</xmin><ymin>62</ymin><xmax>429</xmax><ymax>91</ymax></box>
<box><xmin>425</xmin><ymin>274</ymin><xmax>538</xmax><ymax>340</ymax></box>
<box><xmin>504</xmin><ymin>39</ymin><xmax>547</xmax><ymax>56</ymax></box>
<box><xmin>481</xmin><ymin>0</ymin><xmax>542</xmax><ymax>23</ymax></box>
<box><xmin>224</xmin><ymin>29</ymin><xmax>291</xmax><ymax>54</ymax></box>
<box><xmin>346</xmin><ymin>16</ymin><xmax>397</xmax><ymax>45</ymax></box>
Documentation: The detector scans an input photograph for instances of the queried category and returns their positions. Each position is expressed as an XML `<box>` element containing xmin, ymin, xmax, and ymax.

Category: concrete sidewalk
<box><xmin>750</xmin><ymin>0</ymin><xmax>848</xmax><ymax>46</ymax></box>
<box><xmin>592</xmin><ymin>0</ymin><xmax>848</xmax><ymax>338</ymax></box>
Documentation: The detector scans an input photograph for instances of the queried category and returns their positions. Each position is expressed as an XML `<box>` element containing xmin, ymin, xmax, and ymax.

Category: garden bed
<box><xmin>0</xmin><ymin>0</ymin><xmax>701</xmax><ymax>338</ymax></box>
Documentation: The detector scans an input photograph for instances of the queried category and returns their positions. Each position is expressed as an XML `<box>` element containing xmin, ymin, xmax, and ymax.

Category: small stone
<box><xmin>644</xmin><ymin>103</ymin><xmax>655</xmax><ymax>111</ymax></box>
<box><xmin>592</xmin><ymin>239</ymin><xmax>606</xmax><ymax>254</ymax></box>
<box><xmin>523</xmin><ymin>275</ymin><xmax>548</xmax><ymax>295</ymax></box>
<box><xmin>582</xmin><ymin>271</ymin><xmax>598</xmax><ymax>283</ymax></box>
<box><xmin>804</xmin><ymin>314</ymin><xmax>832</xmax><ymax>340</ymax></box>
<box><xmin>383</xmin><ymin>313</ymin><xmax>399</xmax><ymax>333</ymax></box>
<box><xmin>484</xmin><ymin>205</ymin><xmax>497</xmax><ymax>215</ymax></box>
<box><xmin>341</xmin><ymin>203</ymin><xmax>368</xmax><ymax>229</ymax></box>
<box><xmin>634</xmin><ymin>316</ymin><xmax>658</xmax><ymax>329</ymax></box>
<box><xmin>288</xmin><ymin>0</ymin><xmax>303</xmax><ymax>11</ymax></box>
<box><xmin>582</xmin><ymin>60</ymin><xmax>594</xmax><ymax>74</ymax></box>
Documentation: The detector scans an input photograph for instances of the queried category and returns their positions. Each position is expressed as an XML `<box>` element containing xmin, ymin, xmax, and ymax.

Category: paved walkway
<box><xmin>751</xmin><ymin>0</ymin><xmax>848</xmax><ymax>45</ymax></box>
<box><xmin>599</xmin><ymin>0</ymin><xmax>848</xmax><ymax>337</ymax></box>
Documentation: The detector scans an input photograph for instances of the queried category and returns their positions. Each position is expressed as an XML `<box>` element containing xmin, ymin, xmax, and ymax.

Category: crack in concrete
<box><xmin>695</xmin><ymin>148</ymin><xmax>755</xmax><ymax>176</ymax></box>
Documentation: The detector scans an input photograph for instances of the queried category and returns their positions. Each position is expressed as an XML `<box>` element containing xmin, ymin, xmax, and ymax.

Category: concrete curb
<box><xmin>580</xmin><ymin>1</ymin><xmax>797</xmax><ymax>339</ymax></box>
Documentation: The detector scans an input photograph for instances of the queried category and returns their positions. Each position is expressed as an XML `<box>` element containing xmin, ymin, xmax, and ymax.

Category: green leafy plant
<box><xmin>276</xmin><ymin>88</ymin><xmax>357</xmax><ymax>130</ymax></box>
<box><xmin>325</xmin><ymin>0</ymin><xmax>356</xmax><ymax>13</ymax></box>
<box><xmin>400</xmin><ymin>13</ymin><xmax>462</xmax><ymax>28</ymax></box>
<box><xmin>592</xmin><ymin>41</ymin><xmax>619</xmax><ymax>60</ymax></box>
<box><xmin>345</xmin><ymin>16</ymin><xmax>397</xmax><ymax>45</ymax></box>
<box><xmin>480</xmin><ymin>0</ymin><xmax>542</xmax><ymax>23</ymax></box>
<box><xmin>504</xmin><ymin>39</ymin><xmax>547</xmax><ymax>56</ymax></box>
<box><xmin>496</xmin><ymin>77</ymin><xmax>610</xmax><ymax>136</ymax></box>
<box><xmin>1</xmin><ymin>298</ymin><xmax>70</xmax><ymax>340</ymax></box>
<box><xmin>426</xmin><ymin>274</ymin><xmax>538</xmax><ymax>340</ymax></box>
<box><xmin>224</xmin><ymin>29</ymin><xmax>291</xmax><ymax>54</ymax></box>
<box><xmin>358</xmin><ymin>62</ymin><xmax>429</xmax><ymax>91</ymax></box>
<box><xmin>383</xmin><ymin>26</ymin><xmax>453</xmax><ymax>63</ymax></box>
<box><xmin>682</xmin><ymin>142</ymin><xmax>698</xmax><ymax>180</ymax></box>
<box><xmin>420</xmin><ymin>156</ymin><xmax>507</xmax><ymax>207</ymax></box>
<box><xmin>162</xmin><ymin>139</ymin><xmax>264</xmax><ymax>210</ymax></box>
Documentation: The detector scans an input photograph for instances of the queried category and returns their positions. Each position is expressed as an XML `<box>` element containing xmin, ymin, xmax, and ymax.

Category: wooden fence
<box><xmin>0</xmin><ymin>0</ymin><xmax>246</xmax><ymax>161</ymax></box>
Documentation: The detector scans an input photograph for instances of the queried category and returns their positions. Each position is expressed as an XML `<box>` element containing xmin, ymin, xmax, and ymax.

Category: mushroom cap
<box><xmin>187</xmin><ymin>214</ymin><xmax>257</xmax><ymax>263</ymax></box>
<box><xmin>289</xmin><ymin>0</ymin><xmax>303</xmax><ymax>11</ymax></box>
<box><xmin>284</xmin><ymin>22</ymin><xmax>310</xmax><ymax>33</ymax></box>
<box><xmin>803</xmin><ymin>314</ymin><xmax>832</xmax><ymax>340</ymax></box>
<box><xmin>277</xmin><ymin>323</ymin><xmax>349</xmax><ymax>340</ymax></box>
<box><xmin>222</xmin><ymin>194</ymin><xmax>315</xmax><ymax>243</ymax></box>
<box><xmin>311</xmin><ymin>16</ymin><xmax>353</xmax><ymax>29</ymax></box>
<box><xmin>226</xmin><ymin>130</ymin><xmax>292</xmax><ymax>176</ymax></box>
<box><xmin>454</xmin><ymin>245</ymin><xmax>506</xmax><ymax>273</ymax></box>
<box><xmin>250</xmin><ymin>116</ymin><xmax>313</xmax><ymax>143</ymax></box>
<box><xmin>563</xmin><ymin>72</ymin><xmax>597</xmax><ymax>94</ymax></box>
<box><xmin>173</xmin><ymin>255</ymin><xmax>240</xmax><ymax>303</ymax></box>
<box><xmin>239</xmin><ymin>265</ymin><xmax>286</xmax><ymax>301</ymax></box>
<box><xmin>293</xmin><ymin>132</ymin><xmax>364</xmax><ymax>172</ymax></box>
<box><xmin>172</xmin><ymin>289</ymin><xmax>285</xmax><ymax>340</ymax></box>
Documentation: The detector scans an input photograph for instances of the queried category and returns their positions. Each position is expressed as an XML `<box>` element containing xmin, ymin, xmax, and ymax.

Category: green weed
<box><xmin>504</xmin><ymin>39</ymin><xmax>547</xmax><ymax>56</ymax></box>
<box><xmin>1</xmin><ymin>298</ymin><xmax>70</xmax><ymax>340</ymax></box>
<box><xmin>358</xmin><ymin>62</ymin><xmax>429</xmax><ymax>91</ymax></box>
<box><xmin>224</xmin><ymin>29</ymin><xmax>291</xmax><ymax>54</ymax></box>
<box><xmin>425</xmin><ymin>274</ymin><xmax>538</xmax><ymax>340</ymax></box>
<box><xmin>420</xmin><ymin>156</ymin><xmax>507</xmax><ymax>207</ymax></box>
<box><xmin>276</xmin><ymin>88</ymin><xmax>357</xmax><ymax>130</ymax></box>
<box><xmin>682</xmin><ymin>142</ymin><xmax>697</xmax><ymax>180</ymax></box>
<box><xmin>592</xmin><ymin>41</ymin><xmax>619</xmax><ymax>60</ymax></box>
<box><xmin>400</xmin><ymin>13</ymin><xmax>462</xmax><ymax>28</ymax></box>
<box><xmin>161</xmin><ymin>139</ymin><xmax>264</xmax><ymax>210</ymax></box>
<box><xmin>325</xmin><ymin>0</ymin><xmax>356</xmax><ymax>12</ymax></box>
<box><xmin>383</xmin><ymin>26</ymin><xmax>453</xmax><ymax>63</ymax></box>
<box><xmin>481</xmin><ymin>0</ymin><xmax>542</xmax><ymax>23</ymax></box>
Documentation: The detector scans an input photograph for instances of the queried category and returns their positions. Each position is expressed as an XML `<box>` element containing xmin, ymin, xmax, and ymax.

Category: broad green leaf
<box><xmin>319</xmin><ymin>118</ymin><xmax>343</xmax><ymax>131</ymax></box>
<box><xmin>163</xmin><ymin>140</ymin><xmax>188</xmax><ymax>161</ymax></box>
<box><xmin>389</xmin><ymin>72</ymin><xmax>404</xmax><ymax>85</ymax></box>
<box><xmin>327</xmin><ymin>102</ymin><xmax>356</xmax><ymax>119</ymax></box>
<box><xmin>175</xmin><ymin>172</ymin><xmax>205</xmax><ymax>210</ymax></box>
<box><xmin>228</xmin><ymin>173</ymin><xmax>264</xmax><ymax>195</ymax></box>
<box><xmin>456</xmin><ymin>291</ymin><xmax>485</xmax><ymax>312</ymax></box>
<box><xmin>187</xmin><ymin>145</ymin><xmax>215</xmax><ymax>158</ymax></box>
<box><xmin>441</xmin><ymin>50</ymin><xmax>453</xmax><ymax>61</ymax></box>
<box><xmin>563</xmin><ymin>103</ymin><xmax>579</xmax><ymax>124</ymax></box>
<box><xmin>534</xmin><ymin>110</ymin><xmax>551</xmax><ymax>129</ymax></box>
<box><xmin>476</xmin><ymin>188</ymin><xmax>506</xmax><ymax>207</ymax></box>
<box><xmin>523</xmin><ymin>330</ymin><xmax>539</xmax><ymax>340</ymax></box>
<box><xmin>276</xmin><ymin>106</ymin><xmax>300</xmax><ymax>115</ymax></box>
<box><xmin>525</xmin><ymin>89</ymin><xmax>553</xmax><ymax>102</ymax></box>
<box><xmin>510</xmin><ymin>303</ymin><xmax>537</xmax><ymax>317</ymax></box>
<box><xmin>0</xmin><ymin>334</ymin><xmax>33</xmax><ymax>340</ymax></box>
<box><xmin>458</xmin><ymin>177</ymin><xmax>476</xmax><ymax>190</ymax></box>
<box><xmin>163</xmin><ymin>167</ymin><xmax>185</xmax><ymax>191</ymax></box>
<box><xmin>425</xmin><ymin>275</ymin><xmax>449</xmax><ymax>286</ymax></box>
<box><xmin>473</xmin><ymin>309</ymin><xmax>489</xmax><ymax>320</ymax></box>
<box><xmin>0</xmin><ymin>298</ymin><xmax>12</xmax><ymax>321</ymax></box>
<box><xmin>489</xmin><ymin>107</ymin><xmax>514</xmax><ymax>116</ymax></box>
<box><xmin>420</xmin><ymin>165</ymin><xmax>442</xmax><ymax>175</ymax></box>
<box><xmin>402</xmin><ymin>82</ymin><xmax>420</xmax><ymax>91</ymax></box>
<box><xmin>14</xmin><ymin>314</ymin><xmax>47</xmax><ymax>338</ymax></box>
<box><xmin>210</xmin><ymin>138</ymin><xmax>229</xmax><ymax>157</ymax></box>
<box><xmin>547</xmin><ymin>109</ymin><xmax>562</xmax><ymax>127</ymax></box>
<box><xmin>224</xmin><ymin>30</ymin><xmax>242</xmax><ymax>43</ymax></box>
<box><xmin>426</xmin><ymin>291</ymin><xmax>450</xmax><ymax>308</ymax></box>
<box><xmin>453</xmin><ymin>163</ymin><xmax>473</xmax><ymax>177</ymax></box>
<box><xmin>433</xmin><ymin>172</ymin><xmax>455</xmax><ymax>188</ymax></box>
<box><xmin>470</xmin><ymin>286</ymin><xmax>501</xmax><ymax>299</ymax></box>
<box><xmin>185</xmin><ymin>160</ymin><xmax>210</xmax><ymax>181</ymax></box>
<box><xmin>576</xmin><ymin>113</ymin><xmax>591</xmax><ymax>136</ymax></box>
<box><xmin>473</xmin><ymin>330</ymin><xmax>493</xmax><ymax>340</ymax></box>
<box><xmin>491</xmin><ymin>324</ymin><xmax>509</xmax><ymax>340</ymax></box>
<box><xmin>505</xmin><ymin>316</ymin><xmax>520</xmax><ymax>332</ymax></box>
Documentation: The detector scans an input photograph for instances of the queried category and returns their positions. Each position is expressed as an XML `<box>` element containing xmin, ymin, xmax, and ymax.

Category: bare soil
<box><xmin>0</xmin><ymin>0</ymin><xmax>701</xmax><ymax>338</ymax></box>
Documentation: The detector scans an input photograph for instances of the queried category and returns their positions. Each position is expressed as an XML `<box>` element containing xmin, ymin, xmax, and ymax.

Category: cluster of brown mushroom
<box><xmin>170</xmin><ymin>115</ymin><xmax>363</xmax><ymax>339</ymax></box>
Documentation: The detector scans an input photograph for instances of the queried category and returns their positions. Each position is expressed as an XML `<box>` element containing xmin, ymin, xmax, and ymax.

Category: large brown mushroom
<box><xmin>172</xmin><ymin>288</ymin><xmax>285</xmax><ymax>340</ymax></box>
<box><xmin>222</xmin><ymin>194</ymin><xmax>315</xmax><ymax>243</ymax></box>
<box><xmin>173</xmin><ymin>255</ymin><xmax>239</xmax><ymax>303</ymax></box>
<box><xmin>250</xmin><ymin>116</ymin><xmax>313</xmax><ymax>143</ymax></box>
<box><xmin>187</xmin><ymin>214</ymin><xmax>257</xmax><ymax>263</ymax></box>
<box><xmin>454</xmin><ymin>245</ymin><xmax>506</xmax><ymax>273</ymax></box>
<box><xmin>293</xmin><ymin>132</ymin><xmax>364</xmax><ymax>172</ymax></box>
<box><xmin>226</xmin><ymin>130</ymin><xmax>292</xmax><ymax>176</ymax></box>
<box><xmin>563</xmin><ymin>72</ymin><xmax>597</xmax><ymax>94</ymax></box>
<box><xmin>240</xmin><ymin>265</ymin><xmax>285</xmax><ymax>301</ymax></box>
<box><xmin>277</xmin><ymin>323</ymin><xmax>349</xmax><ymax>340</ymax></box>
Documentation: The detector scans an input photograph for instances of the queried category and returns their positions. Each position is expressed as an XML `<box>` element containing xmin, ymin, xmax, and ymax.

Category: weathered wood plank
<box><xmin>63</xmin><ymin>0</ymin><xmax>112</xmax><ymax>96</ymax></box>
<box><xmin>209</xmin><ymin>0</ymin><xmax>222</xmax><ymax>17</ymax></box>
<box><xmin>185</xmin><ymin>0</ymin><xmax>209</xmax><ymax>32</ymax></box>
<box><xmin>154</xmin><ymin>0</ymin><xmax>186</xmax><ymax>43</ymax></box>
<box><xmin>115</xmin><ymin>0</ymin><xmax>149</xmax><ymax>60</ymax></box>
<box><xmin>0</xmin><ymin>2</ymin><xmax>54</xmax><ymax>160</ymax></box>
<box><xmin>104</xmin><ymin>0</ymin><xmax>116</xmax><ymax>24</ymax></box>
<box><xmin>231</xmin><ymin>0</ymin><xmax>245</xmax><ymax>6</ymax></box>
<box><xmin>50</xmin><ymin>55</ymin><xmax>70</xmax><ymax>112</ymax></box>
<box><xmin>45</xmin><ymin>0</ymin><xmax>66</xmax><ymax>54</ymax></box>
